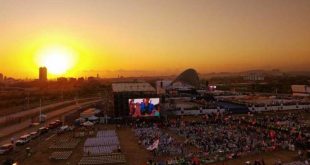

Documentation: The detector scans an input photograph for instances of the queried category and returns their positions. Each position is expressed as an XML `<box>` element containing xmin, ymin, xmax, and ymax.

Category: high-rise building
<box><xmin>39</xmin><ymin>67</ymin><xmax>47</xmax><ymax>81</ymax></box>
<box><xmin>0</xmin><ymin>73</ymin><xmax>3</xmax><ymax>81</ymax></box>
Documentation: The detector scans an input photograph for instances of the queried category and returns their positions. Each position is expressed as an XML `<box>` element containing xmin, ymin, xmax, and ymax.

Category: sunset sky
<box><xmin>0</xmin><ymin>0</ymin><xmax>310</xmax><ymax>78</ymax></box>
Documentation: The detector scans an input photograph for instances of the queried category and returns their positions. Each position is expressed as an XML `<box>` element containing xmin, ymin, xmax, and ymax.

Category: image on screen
<box><xmin>129</xmin><ymin>98</ymin><xmax>160</xmax><ymax>117</ymax></box>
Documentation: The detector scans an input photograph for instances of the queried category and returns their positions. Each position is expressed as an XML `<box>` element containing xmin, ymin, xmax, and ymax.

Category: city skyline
<box><xmin>1</xmin><ymin>0</ymin><xmax>310</xmax><ymax>78</ymax></box>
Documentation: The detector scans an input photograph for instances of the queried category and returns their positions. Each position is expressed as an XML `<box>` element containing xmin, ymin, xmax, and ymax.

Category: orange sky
<box><xmin>0</xmin><ymin>0</ymin><xmax>310</xmax><ymax>78</ymax></box>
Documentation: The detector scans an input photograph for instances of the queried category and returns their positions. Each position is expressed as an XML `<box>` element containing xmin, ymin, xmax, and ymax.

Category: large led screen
<box><xmin>129</xmin><ymin>98</ymin><xmax>160</xmax><ymax>117</ymax></box>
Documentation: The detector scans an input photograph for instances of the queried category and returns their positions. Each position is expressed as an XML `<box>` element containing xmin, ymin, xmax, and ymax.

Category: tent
<box><xmin>60</xmin><ymin>125</ymin><xmax>69</xmax><ymax>131</ymax></box>
<box><xmin>88</xmin><ymin>115</ymin><xmax>99</xmax><ymax>121</ymax></box>
<box><xmin>83</xmin><ymin>121</ymin><xmax>94</xmax><ymax>127</ymax></box>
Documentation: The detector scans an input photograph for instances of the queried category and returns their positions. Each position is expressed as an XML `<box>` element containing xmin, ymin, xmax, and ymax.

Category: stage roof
<box><xmin>112</xmin><ymin>83</ymin><xmax>156</xmax><ymax>93</ymax></box>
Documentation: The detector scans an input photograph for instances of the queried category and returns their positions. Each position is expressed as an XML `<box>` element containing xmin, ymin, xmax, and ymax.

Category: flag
<box><xmin>147</xmin><ymin>139</ymin><xmax>159</xmax><ymax>151</ymax></box>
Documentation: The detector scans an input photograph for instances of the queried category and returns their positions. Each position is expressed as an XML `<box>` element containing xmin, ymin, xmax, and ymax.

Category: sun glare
<box><xmin>37</xmin><ymin>46</ymin><xmax>76</xmax><ymax>75</ymax></box>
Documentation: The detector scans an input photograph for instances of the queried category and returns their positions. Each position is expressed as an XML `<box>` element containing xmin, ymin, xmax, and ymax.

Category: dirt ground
<box><xmin>117</xmin><ymin>126</ymin><xmax>152</xmax><ymax>165</ymax></box>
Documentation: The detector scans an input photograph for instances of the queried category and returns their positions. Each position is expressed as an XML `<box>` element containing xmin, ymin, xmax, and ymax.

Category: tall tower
<box><xmin>0</xmin><ymin>73</ymin><xmax>3</xmax><ymax>81</ymax></box>
<box><xmin>39</xmin><ymin>67</ymin><xmax>47</xmax><ymax>81</ymax></box>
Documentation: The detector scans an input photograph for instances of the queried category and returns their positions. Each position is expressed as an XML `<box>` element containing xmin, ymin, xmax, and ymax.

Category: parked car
<box><xmin>49</xmin><ymin>120</ymin><xmax>63</xmax><ymax>129</ymax></box>
<box><xmin>38</xmin><ymin>127</ymin><xmax>49</xmax><ymax>134</ymax></box>
<box><xmin>55</xmin><ymin>119</ymin><xmax>61</xmax><ymax>123</ymax></box>
<box><xmin>48</xmin><ymin>122</ymin><xmax>59</xmax><ymax>129</ymax></box>
<box><xmin>0</xmin><ymin>144</ymin><xmax>13</xmax><ymax>155</ymax></box>
<box><xmin>55</xmin><ymin>120</ymin><xmax>63</xmax><ymax>126</ymax></box>
<box><xmin>57</xmin><ymin>125</ymin><xmax>72</xmax><ymax>134</ymax></box>
<box><xmin>15</xmin><ymin>134</ymin><xmax>31</xmax><ymax>146</ymax></box>
<box><xmin>30</xmin><ymin>131</ymin><xmax>39</xmax><ymax>139</ymax></box>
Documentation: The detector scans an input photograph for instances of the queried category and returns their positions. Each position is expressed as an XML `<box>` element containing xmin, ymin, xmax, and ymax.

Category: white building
<box><xmin>291</xmin><ymin>85</ymin><xmax>310</xmax><ymax>97</ymax></box>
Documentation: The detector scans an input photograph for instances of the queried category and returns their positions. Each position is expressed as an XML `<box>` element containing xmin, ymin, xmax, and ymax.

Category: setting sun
<box><xmin>37</xmin><ymin>45</ymin><xmax>76</xmax><ymax>75</ymax></box>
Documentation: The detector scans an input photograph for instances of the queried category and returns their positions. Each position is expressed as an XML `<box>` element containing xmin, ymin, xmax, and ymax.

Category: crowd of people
<box><xmin>170</xmin><ymin>116</ymin><xmax>304</xmax><ymax>161</ymax></box>
<box><xmin>134</xmin><ymin>125</ymin><xmax>186</xmax><ymax>156</ymax></box>
<box><xmin>131</xmin><ymin>111</ymin><xmax>310</xmax><ymax>164</ymax></box>
<box><xmin>246</xmin><ymin>113</ymin><xmax>309</xmax><ymax>133</ymax></box>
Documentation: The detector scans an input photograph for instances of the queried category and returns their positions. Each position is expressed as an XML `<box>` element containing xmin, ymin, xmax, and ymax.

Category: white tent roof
<box><xmin>88</xmin><ymin>115</ymin><xmax>99</xmax><ymax>121</ymax></box>
<box><xmin>83</xmin><ymin>121</ymin><xmax>94</xmax><ymax>126</ymax></box>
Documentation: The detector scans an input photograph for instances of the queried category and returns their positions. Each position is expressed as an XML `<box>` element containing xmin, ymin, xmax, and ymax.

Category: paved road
<box><xmin>0</xmin><ymin>97</ymin><xmax>99</xmax><ymax>125</ymax></box>
<box><xmin>0</xmin><ymin>99</ymin><xmax>101</xmax><ymax>144</ymax></box>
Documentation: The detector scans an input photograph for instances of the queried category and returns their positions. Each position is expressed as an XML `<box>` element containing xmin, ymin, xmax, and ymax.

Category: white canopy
<box><xmin>88</xmin><ymin>115</ymin><xmax>99</xmax><ymax>121</ymax></box>
<box><xmin>83</xmin><ymin>121</ymin><xmax>94</xmax><ymax>127</ymax></box>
